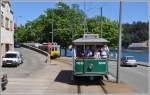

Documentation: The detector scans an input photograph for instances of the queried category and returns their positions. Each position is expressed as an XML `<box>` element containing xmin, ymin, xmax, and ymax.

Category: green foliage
<box><xmin>122</xmin><ymin>21</ymin><xmax>148</xmax><ymax>48</ymax></box>
<box><xmin>87</xmin><ymin>16</ymin><xmax>119</xmax><ymax>47</ymax></box>
<box><xmin>15</xmin><ymin>2</ymin><xmax>135</xmax><ymax>49</ymax></box>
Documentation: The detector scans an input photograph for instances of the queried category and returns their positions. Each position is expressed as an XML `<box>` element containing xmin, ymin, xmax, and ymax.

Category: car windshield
<box><xmin>127</xmin><ymin>57</ymin><xmax>135</xmax><ymax>60</ymax></box>
<box><xmin>5</xmin><ymin>54</ymin><xmax>17</xmax><ymax>58</ymax></box>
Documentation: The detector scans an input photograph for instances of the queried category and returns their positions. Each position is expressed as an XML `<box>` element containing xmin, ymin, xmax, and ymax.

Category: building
<box><xmin>0</xmin><ymin>1</ymin><xmax>14</xmax><ymax>65</ymax></box>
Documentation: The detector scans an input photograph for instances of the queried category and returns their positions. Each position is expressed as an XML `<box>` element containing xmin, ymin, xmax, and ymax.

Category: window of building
<box><xmin>1</xmin><ymin>15</ymin><xmax>4</xmax><ymax>27</ymax></box>
<box><xmin>5</xmin><ymin>17</ymin><xmax>9</xmax><ymax>30</ymax></box>
<box><xmin>10</xmin><ymin>21</ymin><xmax>13</xmax><ymax>31</ymax></box>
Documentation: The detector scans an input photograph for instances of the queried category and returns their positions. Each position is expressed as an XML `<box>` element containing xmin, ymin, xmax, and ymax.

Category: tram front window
<box><xmin>76</xmin><ymin>45</ymin><xmax>106</xmax><ymax>59</ymax></box>
<box><xmin>76</xmin><ymin>45</ymin><xmax>94</xmax><ymax>58</ymax></box>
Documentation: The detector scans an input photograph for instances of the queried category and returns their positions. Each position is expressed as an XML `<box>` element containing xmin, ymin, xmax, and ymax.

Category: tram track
<box><xmin>75</xmin><ymin>79</ymin><xmax>108</xmax><ymax>94</ymax></box>
<box><xmin>98</xmin><ymin>80</ymin><xmax>108</xmax><ymax>94</ymax></box>
<box><xmin>77</xmin><ymin>83</ymin><xmax>81</xmax><ymax>94</ymax></box>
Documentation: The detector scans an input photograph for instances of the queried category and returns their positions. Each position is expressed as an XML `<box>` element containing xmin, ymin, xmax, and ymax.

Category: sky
<box><xmin>11</xmin><ymin>1</ymin><xmax>148</xmax><ymax>26</ymax></box>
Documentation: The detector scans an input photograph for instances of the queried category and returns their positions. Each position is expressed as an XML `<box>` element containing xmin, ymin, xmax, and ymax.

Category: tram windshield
<box><xmin>75</xmin><ymin>45</ymin><xmax>109</xmax><ymax>59</ymax></box>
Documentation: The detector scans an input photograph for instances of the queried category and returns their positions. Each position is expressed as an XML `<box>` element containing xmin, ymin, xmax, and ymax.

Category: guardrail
<box><xmin>137</xmin><ymin>63</ymin><xmax>149</xmax><ymax>67</ymax></box>
<box><xmin>22</xmin><ymin>43</ymin><xmax>51</xmax><ymax>63</ymax></box>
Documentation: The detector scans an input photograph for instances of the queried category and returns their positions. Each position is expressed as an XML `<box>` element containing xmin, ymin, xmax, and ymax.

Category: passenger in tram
<box><xmin>101</xmin><ymin>45</ymin><xmax>109</xmax><ymax>58</ymax></box>
<box><xmin>94</xmin><ymin>48</ymin><xmax>101</xmax><ymax>59</ymax></box>
<box><xmin>84</xmin><ymin>47</ymin><xmax>93</xmax><ymax>57</ymax></box>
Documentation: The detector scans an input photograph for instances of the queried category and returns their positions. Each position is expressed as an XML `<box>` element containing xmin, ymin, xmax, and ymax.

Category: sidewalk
<box><xmin>104</xmin><ymin>80</ymin><xmax>136</xmax><ymax>94</ymax></box>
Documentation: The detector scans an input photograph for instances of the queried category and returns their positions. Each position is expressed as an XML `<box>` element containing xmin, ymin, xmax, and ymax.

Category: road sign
<box><xmin>48</xmin><ymin>42</ymin><xmax>52</xmax><ymax>49</ymax></box>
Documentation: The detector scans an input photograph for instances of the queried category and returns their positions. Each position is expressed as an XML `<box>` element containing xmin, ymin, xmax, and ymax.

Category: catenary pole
<box><xmin>0</xmin><ymin>0</ymin><xmax>2</xmax><ymax>67</ymax></box>
<box><xmin>84</xmin><ymin>0</ymin><xmax>86</xmax><ymax>34</ymax></box>
<box><xmin>52</xmin><ymin>9</ymin><xmax>54</xmax><ymax>43</ymax></box>
<box><xmin>116</xmin><ymin>0</ymin><xmax>123</xmax><ymax>83</ymax></box>
<box><xmin>100</xmin><ymin>7</ymin><xmax>103</xmax><ymax>38</ymax></box>
<box><xmin>148</xmin><ymin>0</ymin><xmax>150</xmax><ymax>67</ymax></box>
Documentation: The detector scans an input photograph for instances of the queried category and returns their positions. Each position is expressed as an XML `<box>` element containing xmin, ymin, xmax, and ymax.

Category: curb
<box><xmin>137</xmin><ymin>63</ymin><xmax>149</xmax><ymax>67</ymax></box>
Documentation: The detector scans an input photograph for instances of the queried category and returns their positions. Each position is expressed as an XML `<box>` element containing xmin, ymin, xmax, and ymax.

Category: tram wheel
<box><xmin>94</xmin><ymin>76</ymin><xmax>101</xmax><ymax>81</ymax></box>
<box><xmin>73</xmin><ymin>76</ymin><xmax>79</xmax><ymax>84</ymax></box>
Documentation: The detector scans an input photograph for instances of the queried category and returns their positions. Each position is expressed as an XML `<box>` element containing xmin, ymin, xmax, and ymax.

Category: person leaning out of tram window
<box><xmin>94</xmin><ymin>48</ymin><xmax>101</xmax><ymax>59</ymax></box>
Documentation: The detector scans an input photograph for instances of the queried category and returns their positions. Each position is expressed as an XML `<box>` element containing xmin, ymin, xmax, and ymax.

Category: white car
<box><xmin>2</xmin><ymin>51</ymin><xmax>23</xmax><ymax>67</ymax></box>
<box><xmin>34</xmin><ymin>43</ymin><xmax>42</xmax><ymax>48</ymax></box>
<box><xmin>121</xmin><ymin>56</ymin><xmax>137</xmax><ymax>67</ymax></box>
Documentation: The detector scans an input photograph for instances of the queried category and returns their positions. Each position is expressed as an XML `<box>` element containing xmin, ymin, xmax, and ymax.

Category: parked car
<box><xmin>2</xmin><ymin>51</ymin><xmax>23</xmax><ymax>67</ymax></box>
<box><xmin>1</xmin><ymin>74</ymin><xmax>8</xmax><ymax>91</ymax></box>
<box><xmin>14</xmin><ymin>43</ymin><xmax>21</xmax><ymax>48</ymax></box>
<box><xmin>33</xmin><ymin>43</ymin><xmax>42</xmax><ymax>48</ymax></box>
<box><xmin>121</xmin><ymin>56</ymin><xmax>137</xmax><ymax>67</ymax></box>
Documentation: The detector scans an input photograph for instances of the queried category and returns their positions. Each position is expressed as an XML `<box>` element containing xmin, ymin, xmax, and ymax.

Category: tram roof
<box><xmin>73</xmin><ymin>34</ymin><xmax>109</xmax><ymax>45</ymax></box>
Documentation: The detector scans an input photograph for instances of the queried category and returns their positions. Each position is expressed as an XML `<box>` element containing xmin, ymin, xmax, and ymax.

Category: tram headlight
<box><xmin>88</xmin><ymin>64</ymin><xmax>93</xmax><ymax>71</ymax></box>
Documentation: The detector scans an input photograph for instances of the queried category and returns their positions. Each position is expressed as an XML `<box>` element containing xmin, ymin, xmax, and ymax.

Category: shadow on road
<box><xmin>54</xmin><ymin>70</ymin><xmax>73</xmax><ymax>85</ymax></box>
<box><xmin>2</xmin><ymin>65</ymin><xmax>18</xmax><ymax>68</ymax></box>
<box><xmin>54</xmin><ymin>70</ymin><xmax>105</xmax><ymax>86</ymax></box>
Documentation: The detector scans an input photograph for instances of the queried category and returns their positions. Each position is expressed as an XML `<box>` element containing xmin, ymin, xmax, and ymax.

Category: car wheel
<box><xmin>2</xmin><ymin>64</ymin><xmax>5</xmax><ymax>67</ymax></box>
<box><xmin>120</xmin><ymin>64</ymin><xmax>123</xmax><ymax>67</ymax></box>
<box><xmin>2</xmin><ymin>86</ymin><xmax>6</xmax><ymax>91</ymax></box>
<box><xmin>15</xmin><ymin>63</ymin><xmax>19</xmax><ymax>67</ymax></box>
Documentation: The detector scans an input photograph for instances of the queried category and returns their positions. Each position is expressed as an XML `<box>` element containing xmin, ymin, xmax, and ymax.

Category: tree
<box><xmin>16</xmin><ymin>2</ymin><xmax>146</xmax><ymax>56</ymax></box>
<box><xmin>87</xmin><ymin>16</ymin><xmax>119</xmax><ymax>48</ymax></box>
<box><xmin>122</xmin><ymin>21</ymin><xmax>148</xmax><ymax>48</ymax></box>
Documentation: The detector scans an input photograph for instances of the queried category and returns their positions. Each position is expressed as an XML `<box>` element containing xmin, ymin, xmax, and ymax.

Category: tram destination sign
<box><xmin>83</xmin><ymin>34</ymin><xmax>99</xmax><ymax>39</ymax></box>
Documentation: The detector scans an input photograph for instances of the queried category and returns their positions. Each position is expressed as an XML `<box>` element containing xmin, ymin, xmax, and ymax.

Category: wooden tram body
<box><xmin>72</xmin><ymin>34</ymin><xmax>109</xmax><ymax>80</ymax></box>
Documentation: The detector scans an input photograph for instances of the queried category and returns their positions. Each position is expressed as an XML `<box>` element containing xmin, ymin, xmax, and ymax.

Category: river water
<box><xmin>61</xmin><ymin>48</ymin><xmax>149</xmax><ymax>64</ymax></box>
<box><xmin>122</xmin><ymin>49</ymin><xmax>148</xmax><ymax>63</ymax></box>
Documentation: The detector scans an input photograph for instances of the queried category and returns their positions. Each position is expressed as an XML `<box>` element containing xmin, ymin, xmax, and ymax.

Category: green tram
<box><xmin>72</xmin><ymin>34</ymin><xmax>109</xmax><ymax>81</ymax></box>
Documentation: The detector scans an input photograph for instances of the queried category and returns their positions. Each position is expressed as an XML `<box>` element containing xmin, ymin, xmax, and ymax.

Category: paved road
<box><xmin>1</xmin><ymin>48</ymin><xmax>148</xmax><ymax>94</ymax></box>
<box><xmin>108</xmin><ymin>61</ymin><xmax>149</xmax><ymax>93</ymax></box>
<box><xmin>1</xmin><ymin>47</ymin><xmax>50</xmax><ymax>95</ymax></box>
<box><xmin>1</xmin><ymin>47</ymin><xmax>47</xmax><ymax>78</ymax></box>
<box><xmin>1</xmin><ymin>48</ymin><xmax>80</xmax><ymax>94</ymax></box>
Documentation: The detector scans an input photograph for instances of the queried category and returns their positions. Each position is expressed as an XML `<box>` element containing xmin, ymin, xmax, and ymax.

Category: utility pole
<box><xmin>148</xmin><ymin>0</ymin><xmax>150</xmax><ymax>66</ymax></box>
<box><xmin>116</xmin><ymin>0</ymin><xmax>123</xmax><ymax>83</ymax></box>
<box><xmin>100</xmin><ymin>7</ymin><xmax>103</xmax><ymax>38</ymax></box>
<box><xmin>0</xmin><ymin>0</ymin><xmax>2</xmax><ymax>69</ymax></box>
<box><xmin>84</xmin><ymin>0</ymin><xmax>86</xmax><ymax>34</ymax></box>
<box><xmin>52</xmin><ymin>9</ymin><xmax>54</xmax><ymax>43</ymax></box>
